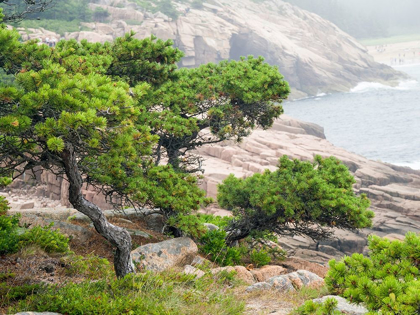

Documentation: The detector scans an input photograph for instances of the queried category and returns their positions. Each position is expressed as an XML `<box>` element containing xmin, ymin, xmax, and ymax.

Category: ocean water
<box><xmin>282</xmin><ymin>64</ymin><xmax>420</xmax><ymax>169</ymax></box>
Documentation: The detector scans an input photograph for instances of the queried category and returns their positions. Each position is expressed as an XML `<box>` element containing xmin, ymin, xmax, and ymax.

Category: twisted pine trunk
<box><xmin>61</xmin><ymin>145</ymin><xmax>134</xmax><ymax>278</ymax></box>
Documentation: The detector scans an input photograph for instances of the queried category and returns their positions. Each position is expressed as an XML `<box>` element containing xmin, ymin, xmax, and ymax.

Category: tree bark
<box><xmin>60</xmin><ymin>145</ymin><xmax>134</xmax><ymax>278</ymax></box>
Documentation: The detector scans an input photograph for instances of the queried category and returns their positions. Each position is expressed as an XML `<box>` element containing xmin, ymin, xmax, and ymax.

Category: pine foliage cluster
<box><xmin>326</xmin><ymin>232</ymin><xmax>420</xmax><ymax>314</ymax></box>
<box><xmin>218</xmin><ymin>156</ymin><xmax>373</xmax><ymax>245</ymax></box>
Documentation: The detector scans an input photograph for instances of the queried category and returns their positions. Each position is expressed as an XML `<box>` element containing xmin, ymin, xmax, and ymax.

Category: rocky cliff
<box><xmin>17</xmin><ymin>0</ymin><xmax>405</xmax><ymax>98</ymax></box>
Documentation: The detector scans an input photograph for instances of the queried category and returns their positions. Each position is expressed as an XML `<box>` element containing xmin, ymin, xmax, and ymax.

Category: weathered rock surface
<box><xmin>313</xmin><ymin>295</ymin><xmax>368</xmax><ymax>315</ymax></box>
<box><xmin>131</xmin><ymin>237</ymin><xmax>198</xmax><ymax>272</ymax></box>
<box><xmin>183</xmin><ymin>264</ymin><xmax>205</xmax><ymax>278</ymax></box>
<box><xmin>14</xmin><ymin>0</ymin><xmax>404</xmax><ymax>98</ymax></box>
<box><xmin>250</xmin><ymin>265</ymin><xmax>286</xmax><ymax>282</ymax></box>
<box><xmin>246</xmin><ymin>270</ymin><xmax>324</xmax><ymax>292</ymax></box>
<box><xmin>198</xmin><ymin>114</ymin><xmax>420</xmax><ymax>263</ymax></box>
<box><xmin>280</xmin><ymin>257</ymin><xmax>329</xmax><ymax>278</ymax></box>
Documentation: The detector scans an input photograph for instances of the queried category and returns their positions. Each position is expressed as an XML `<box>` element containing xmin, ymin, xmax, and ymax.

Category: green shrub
<box><xmin>195</xmin><ymin>214</ymin><xmax>232</xmax><ymax>228</ymax></box>
<box><xmin>0</xmin><ymin>282</ymin><xmax>44</xmax><ymax>307</ymax></box>
<box><xmin>18</xmin><ymin>223</ymin><xmax>69</xmax><ymax>253</ymax></box>
<box><xmin>0</xmin><ymin>272</ymin><xmax>15</xmax><ymax>281</ymax></box>
<box><xmin>168</xmin><ymin>213</ymin><xmax>232</xmax><ymax>239</ymax></box>
<box><xmin>200</xmin><ymin>229</ymin><xmax>241</xmax><ymax>266</ymax></box>
<box><xmin>218</xmin><ymin>156</ymin><xmax>373</xmax><ymax>246</ymax></box>
<box><xmin>167</xmin><ymin>214</ymin><xmax>208</xmax><ymax>239</ymax></box>
<box><xmin>0</xmin><ymin>217</ymin><xmax>69</xmax><ymax>255</ymax></box>
<box><xmin>293</xmin><ymin>298</ymin><xmax>345</xmax><ymax>315</ymax></box>
<box><xmin>249</xmin><ymin>249</ymin><xmax>271</xmax><ymax>267</ymax></box>
<box><xmin>0</xmin><ymin>212</ymin><xmax>20</xmax><ymax>255</ymax></box>
<box><xmin>63</xmin><ymin>254</ymin><xmax>113</xmax><ymax>279</ymax></box>
<box><xmin>325</xmin><ymin>232</ymin><xmax>420</xmax><ymax>314</ymax></box>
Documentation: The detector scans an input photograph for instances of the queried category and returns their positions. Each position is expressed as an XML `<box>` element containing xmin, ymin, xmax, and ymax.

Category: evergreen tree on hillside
<box><xmin>0</xmin><ymin>9</ymin><xmax>290</xmax><ymax>276</ymax></box>
<box><xmin>0</xmin><ymin>13</ymin><xmax>210</xmax><ymax>277</ymax></box>
<box><xmin>218</xmin><ymin>155</ymin><xmax>373</xmax><ymax>245</ymax></box>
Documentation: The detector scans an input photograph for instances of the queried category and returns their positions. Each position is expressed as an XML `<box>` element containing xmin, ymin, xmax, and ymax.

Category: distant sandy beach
<box><xmin>367</xmin><ymin>40</ymin><xmax>420</xmax><ymax>66</ymax></box>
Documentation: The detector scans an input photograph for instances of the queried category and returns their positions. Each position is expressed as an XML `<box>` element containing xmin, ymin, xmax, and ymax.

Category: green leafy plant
<box><xmin>18</xmin><ymin>223</ymin><xmax>69</xmax><ymax>253</ymax></box>
<box><xmin>326</xmin><ymin>232</ymin><xmax>420</xmax><ymax>314</ymax></box>
<box><xmin>249</xmin><ymin>249</ymin><xmax>271</xmax><ymax>267</ymax></box>
<box><xmin>168</xmin><ymin>213</ymin><xmax>232</xmax><ymax>239</ymax></box>
<box><xmin>0</xmin><ymin>282</ymin><xmax>44</xmax><ymax>307</ymax></box>
<box><xmin>200</xmin><ymin>229</ymin><xmax>241</xmax><ymax>266</ymax></box>
<box><xmin>293</xmin><ymin>298</ymin><xmax>345</xmax><ymax>315</ymax></box>
<box><xmin>0</xmin><ymin>211</ymin><xmax>20</xmax><ymax>255</ymax></box>
<box><xmin>63</xmin><ymin>254</ymin><xmax>113</xmax><ymax>279</ymax></box>
<box><xmin>0</xmin><ymin>194</ymin><xmax>69</xmax><ymax>256</ymax></box>
<box><xmin>0</xmin><ymin>272</ymin><xmax>15</xmax><ymax>281</ymax></box>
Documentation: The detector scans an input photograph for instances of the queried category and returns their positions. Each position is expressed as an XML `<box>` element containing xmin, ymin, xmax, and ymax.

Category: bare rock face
<box><xmin>246</xmin><ymin>270</ymin><xmax>324</xmax><ymax>292</ymax></box>
<box><xmin>131</xmin><ymin>237</ymin><xmax>198</xmax><ymax>272</ymax></box>
<box><xmin>250</xmin><ymin>265</ymin><xmax>287</xmax><ymax>282</ymax></box>
<box><xmin>280</xmin><ymin>257</ymin><xmax>329</xmax><ymax>278</ymax></box>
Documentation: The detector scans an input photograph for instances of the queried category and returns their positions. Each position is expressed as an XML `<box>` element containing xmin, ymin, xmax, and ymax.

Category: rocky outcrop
<box><xmin>131</xmin><ymin>237</ymin><xmax>198</xmax><ymax>272</ymax></box>
<box><xmin>198</xmin><ymin>114</ymin><xmax>420</xmax><ymax>263</ymax></box>
<box><xmin>14</xmin><ymin>0</ymin><xmax>405</xmax><ymax>98</ymax></box>
<box><xmin>246</xmin><ymin>270</ymin><xmax>324</xmax><ymax>292</ymax></box>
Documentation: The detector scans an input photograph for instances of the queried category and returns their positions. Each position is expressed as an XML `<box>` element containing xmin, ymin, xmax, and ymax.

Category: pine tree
<box><xmin>217</xmin><ymin>155</ymin><xmax>373</xmax><ymax>245</ymax></box>
<box><xmin>0</xmin><ymin>12</ymin><xmax>210</xmax><ymax>277</ymax></box>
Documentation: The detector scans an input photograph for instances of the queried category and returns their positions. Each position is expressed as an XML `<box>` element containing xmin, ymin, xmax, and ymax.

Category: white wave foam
<box><xmin>350</xmin><ymin>80</ymin><xmax>419</xmax><ymax>93</ymax></box>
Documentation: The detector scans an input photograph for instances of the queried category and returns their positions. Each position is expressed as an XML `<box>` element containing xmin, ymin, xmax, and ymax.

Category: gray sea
<box><xmin>282</xmin><ymin>64</ymin><xmax>420</xmax><ymax>170</ymax></box>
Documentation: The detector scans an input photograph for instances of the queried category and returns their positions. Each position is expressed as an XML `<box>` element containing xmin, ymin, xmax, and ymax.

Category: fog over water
<box><xmin>283</xmin><ymin>64</ymin><xmax>420</xmax><ymax>169</ymax></box>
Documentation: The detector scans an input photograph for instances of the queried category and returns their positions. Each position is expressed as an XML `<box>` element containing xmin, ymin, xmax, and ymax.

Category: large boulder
<box><xmin>250</xmin><ymin>265</ymin><xmax>286</xmax><ymax>282</ymax></box>
<box><xmin>246</xmin><ymin>270</ymin><xmax>324</xmax><ymax>293</ymax></box>
<box><xmin>131</xmin><ymin>237</ymin><xmax>198</xmax><ymax>272</ymax></box>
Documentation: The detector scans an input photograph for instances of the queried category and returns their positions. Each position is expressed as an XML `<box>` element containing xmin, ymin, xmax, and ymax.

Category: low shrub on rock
<box><xmin>325</xmin><ymin>232</ymin><xmax>420</xmax><ymax>314</ymax></box>
<box><xmin>0</xmin><ymin>195</ymin><xmax>69</xmax><ymax>255</ymax></box>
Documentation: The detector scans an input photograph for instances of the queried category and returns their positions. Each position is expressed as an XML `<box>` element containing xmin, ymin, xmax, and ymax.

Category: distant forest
<box><xmin>283</xmin><ymin>0</ymin><xmax>420</xmax><ymax>39</ymax></box>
